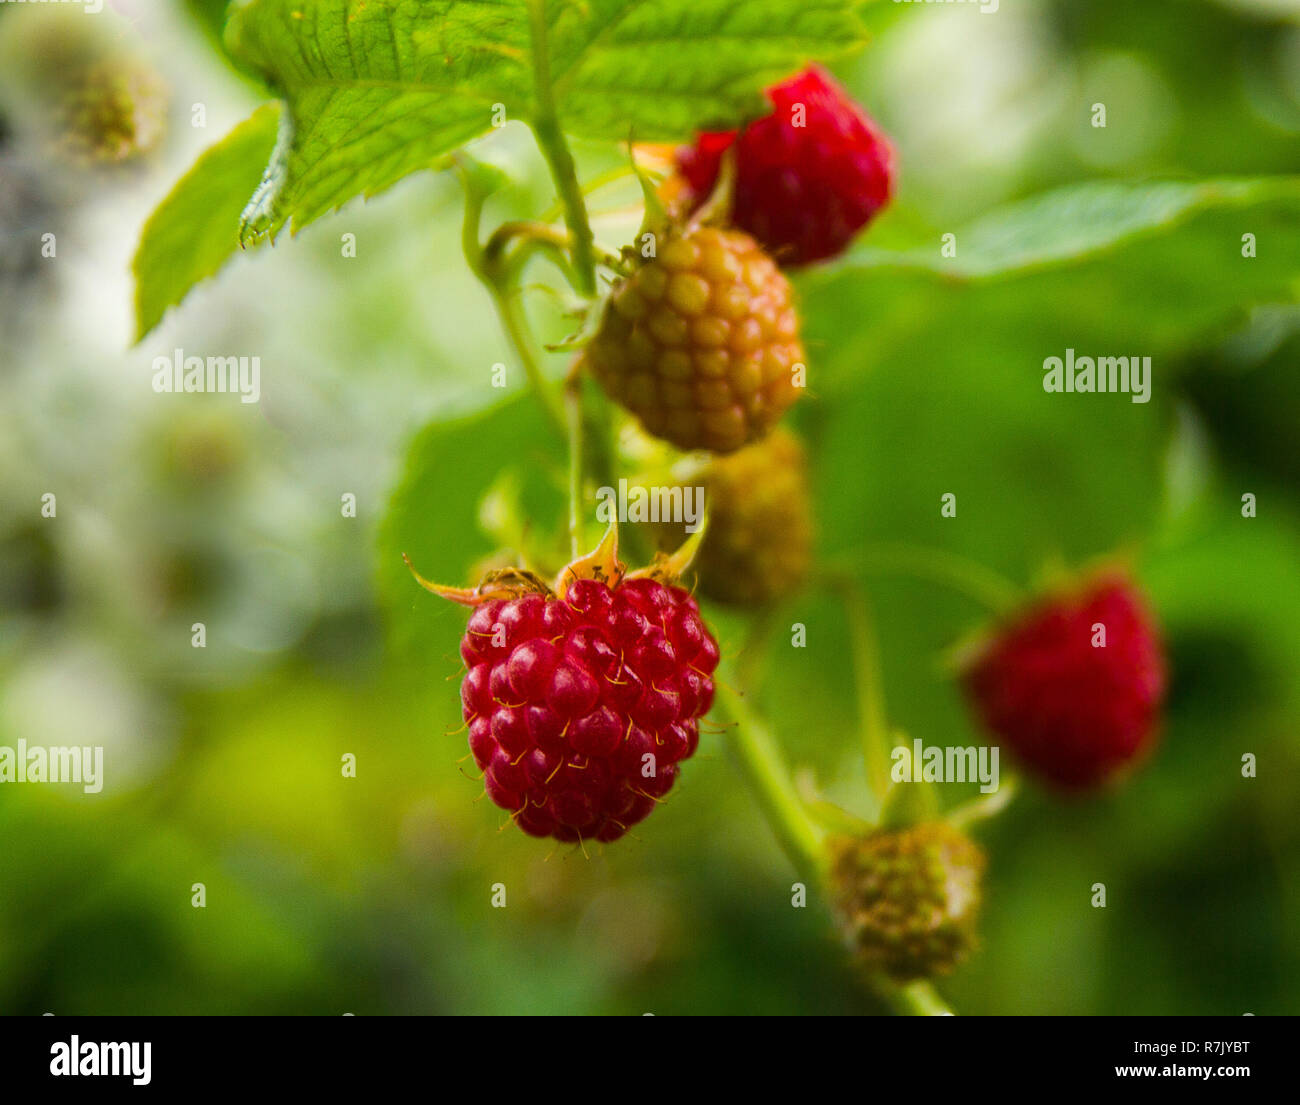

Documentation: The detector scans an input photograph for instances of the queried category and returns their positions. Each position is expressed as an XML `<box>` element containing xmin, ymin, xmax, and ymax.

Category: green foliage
<box><xmin>798</xmin><ymin>177</ymin><xmax>1300</xmax><ymax>588</ymax></box>
<box><xmin>377</xmin><ymin>394</ymin><xmax>565</xmax><ymax>670</ymax></box>
<box><xmin>134</xmin><ymin>0</ymin><xmax>867</xmax><ymax>337</ymax></box>
<box><xmin>223</xmin><ymin>0</ymin><xmax>867</xmax><ymax>241</ymax></box>
<box><xmin>833</xmin><ymin>177</ymin><xmax>1300</xmax><ymax>280</ymax></box>
<box><xmin>132</xmin><ymin>103</ymin><xmax>280</xmax><ymax>339</ymax></box>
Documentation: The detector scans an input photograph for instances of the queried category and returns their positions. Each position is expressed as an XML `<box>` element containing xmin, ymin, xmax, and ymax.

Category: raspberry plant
<box><xmin>131</xmin><ymin>0</ymin><xmax>1300</xmax><ymax>1017</ymax></box>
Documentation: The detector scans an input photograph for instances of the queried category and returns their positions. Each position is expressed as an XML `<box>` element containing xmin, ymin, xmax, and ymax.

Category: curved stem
<box><xmin>496</xmin><ymin>286</ymin><xmax>567</xmax><ymax>436</ymax></box>
<box><xmin>527</xmin><ymin>0</ymin><xmax>597</xmax><ymax>296</ymax></box>
<box><xmin>486</xmin><ymin>220</ymin><xmax>571</xmax><ymax>260</ymax></box>
<box><xmin>717</xmin><ymin>682</ymin><xmax>955</xmax><ymax>1016</ymax></box>
<box><xmin>488</xmin><ymin>222</ymin><xmax>577</xmax><ymax>288</ymax></box>
<box><xmin>857</xmin><ymin>543</ymin><xmax>1023</xmax><ymax>616</ymax></box>
<box><xmin>714</xmin><ymin>683</ymin><xmax>827</xmax><ymax>885</ymax></box>
<box><xmin>456</xmin><ymin>165</ymin><xmax>566</xmax><ymax>437</ymax></box>
<box><xmin>488</xmin><ymin>220</ymin><xmax>625</xmax><ymax>277</ymax></box>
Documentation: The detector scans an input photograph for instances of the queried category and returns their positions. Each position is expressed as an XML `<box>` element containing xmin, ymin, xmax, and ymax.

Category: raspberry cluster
<box><xmin>961</xmin><ymin>574</ymin><xmax>1167</xmax><ymax>789</ymax></box>
<box><xmin>585</xmin><ymin>226</ymin><xmax>804</xmax><ymax>454</ymax></box>
<box><xmin>458</xmin><ymin>577</ymin><xmax>720</xmax><ymax>843</ymax></box>
<box><xmin>828</xmin><ymin>822</ymin><xmax>985</xmax><ymax>983</ymax></box>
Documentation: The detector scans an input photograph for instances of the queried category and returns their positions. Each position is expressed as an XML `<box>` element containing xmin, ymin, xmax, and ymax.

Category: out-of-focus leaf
<box><xmin>826</xmin><ymin>177</ymin><xmax>1300</xmax><ymax>280</ymax></box>
<box><xmin>132</xmin><ymin>103</ymin><xmax>280</xmax><ymax>340</ymax></box>
<box><xmin>376</xmin><ymin>394</ymin><xmax>563</xmax><ymax>668</ymax></box>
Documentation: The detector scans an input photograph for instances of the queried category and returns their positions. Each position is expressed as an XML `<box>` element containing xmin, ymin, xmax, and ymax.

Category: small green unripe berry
<box><xmin>827</xmin><ymin>821</ymin><xmax>985</xmax><ymax>983</ymax></box>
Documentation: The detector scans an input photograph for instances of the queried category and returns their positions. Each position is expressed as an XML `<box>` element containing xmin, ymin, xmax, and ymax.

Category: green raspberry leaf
<box><xmin>132</xmin><ymin>102</ymin><xmax>281</xmax><ymax>341</ymax></box>
<box><xmin>377</xmin><ymin>393</ymin><xmax>564</xmax><ymax>670</ymax></box>
<box><xmin>542</xmin><ymin>0</ymin><xmax>869</xmax><ymax>137</ymax></box>
<box><xmin>832</xmin><ymin>177</ymin><xmax>1300</xmax><ymax>280</ymax></box>
<box><xmin>223</xmin><ymin>0</ymin><xmax>868</xmax><ymax>241</ymax></box>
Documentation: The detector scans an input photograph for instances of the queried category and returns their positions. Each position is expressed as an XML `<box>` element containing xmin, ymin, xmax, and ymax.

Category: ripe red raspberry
<box><xmin>445</xmin><ymin>565</ymin><xmax>720</xmax><ymax>845</ymax></box>
<box><xmin>828</xmin><ymin>822</ymin><xmax>984</xmax><ymax>983</ymax></box>
<box><xmin>675</xmin><ymin>65</ymin><xmax>895</xmax><ymax>265</ymax></box>
<box><xmin>960</xmin><ymin>573</ymin><xmax>1167</xmax><ymax>790</ymax></box>
<box><xmin>584</xmin><ymin>225</ymin><xmax>804</xmax><ymax>454</ymax></box>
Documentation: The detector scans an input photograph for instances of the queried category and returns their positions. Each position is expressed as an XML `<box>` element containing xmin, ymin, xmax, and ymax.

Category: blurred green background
<box><xmin>0</xmin><ymin>0</ymin><xmax>1297</xmax><ymax>1014</ymax></box>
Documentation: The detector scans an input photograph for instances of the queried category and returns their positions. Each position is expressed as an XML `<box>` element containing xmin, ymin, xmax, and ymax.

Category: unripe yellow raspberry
<box><xmin>649</xmin><ymin>428</ymin><xmax>812</xmax><ymax>605</ymax></box>
<box><xmin>584</xmin><ymin>226</ymin><xmax>805</xmax><ymax>454</ymax></box>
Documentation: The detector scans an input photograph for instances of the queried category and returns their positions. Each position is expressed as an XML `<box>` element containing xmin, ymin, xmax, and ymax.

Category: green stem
<box><xmin>884</xmin><ymin>980</ymin><xmax>955</xmax><ymax>1016</ymax></box>
<box><xmin>714</xmin><ymin>683</ymin><xmax>827</xmax><ymax>885</ymax></box>
<box><xmin>527</xmin><ymin>0</ymin><xmax>598</xmax><ymax>296</ymax></box>
<box><xmin>457</xmin><ymin>165</ymin><xmax>566</xmax><ymax>437</ymax></box>
<box><xmin>565</xmin><ymin>373</ymin><xmax>584</xmax><ymax>558</ymax></box>
<box><xmin>841</xmin><ymin>578</ymin><xmax>892</xmax><ymax>803</ymax></box>
<box><xmin>857</xmin><ymin>543</ymin><xmax>1023</xmax><ymax>616</ymax></box>
<box><xmin>487</xmin><ymin>221</ymin><xmax>577</xmax><ymax>287</ymax></box>
<box><xmin>496</xmin><ymin>288</ymin><xmax>566</xmax><ymax>435</ymax></box>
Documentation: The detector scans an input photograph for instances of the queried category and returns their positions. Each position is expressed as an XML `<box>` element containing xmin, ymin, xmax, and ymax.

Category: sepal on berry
<box><xmin>877</xmin><ymin>747</ymin><xmax>939</xmax><ymax>830</ymax></box>
<box><xmin>405</xmin><ymin>517</ymin><xmax>705</xmax><ymax>609</ymax></box>
<box><xmin>402</xmin><ymin>555</ymin><xmax>550</xmax><ymax>606</ymax></box>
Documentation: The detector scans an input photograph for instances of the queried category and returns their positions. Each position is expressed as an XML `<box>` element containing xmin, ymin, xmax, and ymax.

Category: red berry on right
<box><xmin>959</xmin><ymin>573</ymin><xmax>1168</xmax><ymax>790</ymax></box>
<box><xmin>675</xmin><ymin>65</ymin><xmax>895</xmax><ymax>266</ymax></box>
